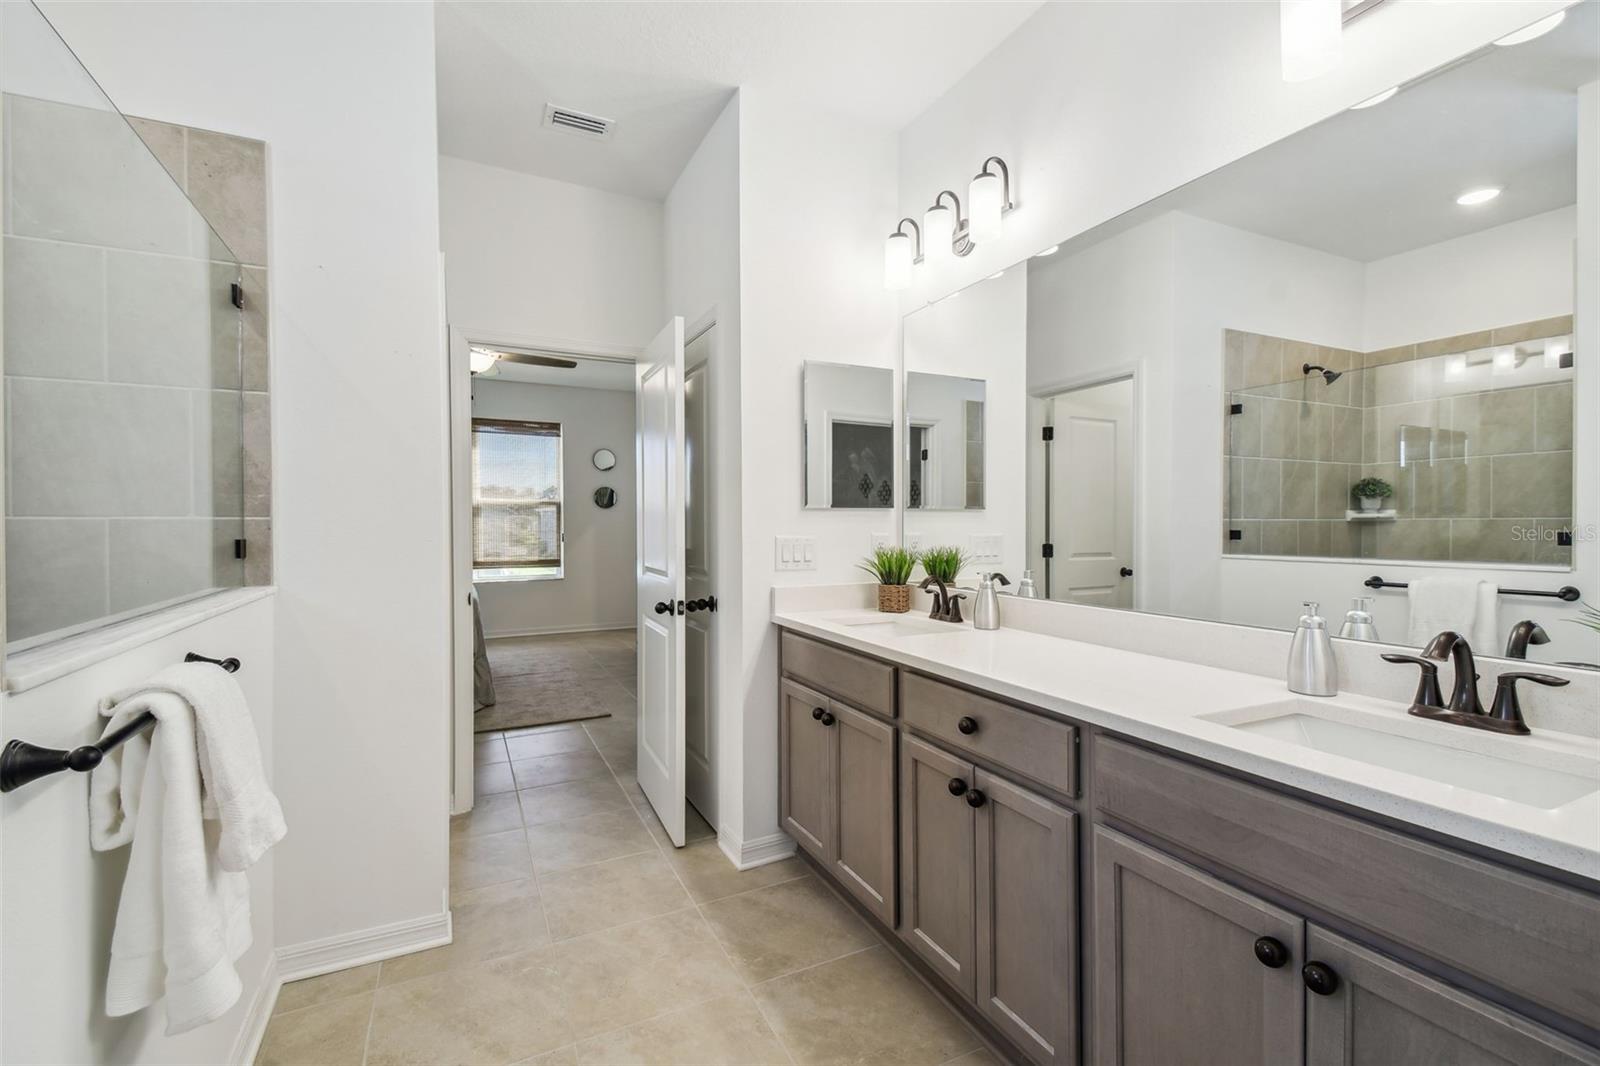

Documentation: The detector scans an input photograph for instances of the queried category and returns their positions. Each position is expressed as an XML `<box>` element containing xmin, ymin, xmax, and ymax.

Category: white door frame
<box><xmin>446</xmin><ymin>324</ymin><xmax>641</xmax><ymax>815</ymax></box>
<box><xmin>1030</xmin><ymin>363</ymin><xmax>1143</xmax><ymax>611</ymax></box>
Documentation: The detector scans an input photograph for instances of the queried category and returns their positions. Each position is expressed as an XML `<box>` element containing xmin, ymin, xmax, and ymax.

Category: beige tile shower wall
<box><xmin>1355</xmin><ymin>317</ymin><xmax>1573</xmax><ymax>567</ymax></box>
<box><xmin>1223</xmin><ymin>319</ymin><xmax>1574</xmax><ymax>567</ymax></box>
<box><xmin>2</xmin><ymin>99</ymin><xmax>271</xmax><ymax>644</ymax></box>
<box><xmin>1224</xmin><ymin>329</ymin><xmax>1363</xmax><ymax>558</ymax></box>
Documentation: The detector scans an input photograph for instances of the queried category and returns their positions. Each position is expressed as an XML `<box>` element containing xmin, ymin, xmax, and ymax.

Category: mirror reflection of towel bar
<box><xmin>0</xmin><ymin>653</ymin><xmax>242</xmax><ymax>793</ymax></box>
<box><xmin>1363</xmin><ymin>576</ymin><xmax>1580</xmax><ymax>602</ymax></box>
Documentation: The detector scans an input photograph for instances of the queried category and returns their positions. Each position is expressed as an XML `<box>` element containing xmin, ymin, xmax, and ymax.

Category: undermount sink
<box><xmin>840</xmin><ymin>616</ymin><xmax>953</xmax><ymax>639</ymax></box>
<box><xmin>1201</xmin><ymin>699</ymin><xmax>1600</xmax><ymax>810</ymax></box>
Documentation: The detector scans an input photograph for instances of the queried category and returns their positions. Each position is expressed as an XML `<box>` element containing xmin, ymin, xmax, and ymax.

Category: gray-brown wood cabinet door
<box><xmin>779</xmin><ymin>679</ymin><xmax>834</xmax><ymax>861</ymax></box>
<box><xmin>900</xmin><ymin>734</ymin><xmax>977</xmax><ymax>998</ymax></box>
<box><xmin>1092</xmin><ymin>827</ymin><xmax>1304</xmax><ymax>1066</ymax></box>
<box><xmin>831</xmin><ymin>701</ymin><xmax>897</xmax><ymax>927</ymax></box>
<box><xmin>974</xmin><ymin>769</ymin><xmax>1078</xmax><ymax>1066</ymax></box>
<box><xmin>1305</xmin><ymin>926</ymin><xmax>1600</xmax><ymax>1066</ymax></box>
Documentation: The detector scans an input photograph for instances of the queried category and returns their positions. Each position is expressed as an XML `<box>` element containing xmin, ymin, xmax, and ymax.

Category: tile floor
<box><xmin>257</xmin><ymin>631</ymin><xmax>1000</xmax><ymax>1066</ymax></box>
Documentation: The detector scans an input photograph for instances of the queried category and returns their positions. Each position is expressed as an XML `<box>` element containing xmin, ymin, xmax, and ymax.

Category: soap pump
<box><xmin>1338</xmin><ymin>596</ymin><xmax>1379</xmax><ymax>642</ymax></box>
<box><xmin>1287</xmin><ymin>601</ymin><xmax>1338</xmax><ymax>697</ymax></box>
<box><xmin>1015</xmin><ymin>569</ymin><xmax>1039</xmax><ymax>599</ymax></box>
<box><xmin>973</xmin><ymin>572</ymin><xmax>1010</xmax><ymax>631</ymax></box>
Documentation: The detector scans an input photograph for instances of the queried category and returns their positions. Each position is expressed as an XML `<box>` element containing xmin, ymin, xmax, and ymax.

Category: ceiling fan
<box><xmin>469</xmin><ymin>345</ymin><xmax>579</xmax><ymax>374</ymax></box>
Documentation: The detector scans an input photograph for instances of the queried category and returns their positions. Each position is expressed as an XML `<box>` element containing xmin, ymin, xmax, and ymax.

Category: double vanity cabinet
<box><xmin>776</xmin><ymin>626</ymin><xmax>1600</xmax><ymax>1066</ymax></box>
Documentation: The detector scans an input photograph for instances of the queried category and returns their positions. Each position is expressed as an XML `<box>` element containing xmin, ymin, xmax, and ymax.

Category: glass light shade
<box><xmin>923</xmin><ymin>203</ymin><xmax>954</xmax><ymax>259</ymax></box>
<box><xmin>469</xmin><ymin>347</ymin><xmax>499</xmax><ymax>374</ymax></box>
<box><xmin>968</xmin><ymin>172</ymin><xmax>1004</xmax><ymax>243</ymax></box>
<box><xmin>884</xmin><ymin>232</ymin><xmax>913</xmax><ymax>291</ymax></box>
<box><xmin>1280</xmin><ymin>0</ymin><xmax>1341</xmax><ymax>82</ymax></box>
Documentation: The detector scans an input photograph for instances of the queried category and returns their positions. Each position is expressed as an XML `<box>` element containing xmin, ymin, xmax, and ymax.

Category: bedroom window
<box><xmin>471</xmin><ymin>418</ymin><xmax>563</xmax><ymax>581</ymax></box>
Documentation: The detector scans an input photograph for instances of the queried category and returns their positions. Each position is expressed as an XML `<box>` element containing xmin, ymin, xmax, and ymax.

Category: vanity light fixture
<box><xmin>1493</xmin><ymin>10</ymin><xmax>1564</xmax><ymax>47</ymax></box>
<box><xmin>1456</xmin><ymin>186</ymin><xmax>1502</xmax><ymax>206</ymax></box>
<box><xmin>968</xmin><ymin>156</ymin><xmax>1015</xmax><ymax>243</ymax></box>
<box><xmin>924</xmin><ymin>190</ymin><xmax>966</xmax><ymax>260</ymax></box>
<box><xmin>884</xmin><ymin>217</ymin><xmax>923</xmax><ymax>291</ymax></box>
<box><xmin>1349</xmin><ymin>86</ymin><xmax>1398</xmax><ymax>110</ymax></box>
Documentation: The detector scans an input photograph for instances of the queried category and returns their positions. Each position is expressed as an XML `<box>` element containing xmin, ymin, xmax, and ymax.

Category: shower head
<box><xmin>1302</xmin><ymin>362</ymin><xmax>1343</xmax><ymax>385</ymax></box>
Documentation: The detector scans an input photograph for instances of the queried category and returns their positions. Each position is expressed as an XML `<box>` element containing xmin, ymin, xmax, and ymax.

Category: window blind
<box><xmin>471</xmin><ymin>418</ymin><xmax>562</xmax><ymax>569</ymax></box>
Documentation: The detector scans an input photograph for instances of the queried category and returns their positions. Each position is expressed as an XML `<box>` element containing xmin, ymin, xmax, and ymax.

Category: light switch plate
<box><xmin>775</xmin><ymin>536</ymin><xmax>817</xmax><ymax>571</ymax></box>
<box><xmin>969</xmin><ymin>534</ymin><xmax>1003</xmax><ymax>564</ymax></box>
<box><xmin>869</xmin><ymin>533</ymin><xmax>892</xmax><ymax>551</ymax></box>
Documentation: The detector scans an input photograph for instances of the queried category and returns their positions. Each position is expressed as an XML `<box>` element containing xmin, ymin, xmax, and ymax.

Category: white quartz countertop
<box><xmin>773</xmin><ymin>607</ymin><xmax>1600</xmax><ymax>881</ymax></box>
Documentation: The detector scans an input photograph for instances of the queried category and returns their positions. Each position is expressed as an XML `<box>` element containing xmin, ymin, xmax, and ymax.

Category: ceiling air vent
<box><xmin>542</xmin><ymin>103</ymin><xmax>614</xmax><ymax>140</ymax></box>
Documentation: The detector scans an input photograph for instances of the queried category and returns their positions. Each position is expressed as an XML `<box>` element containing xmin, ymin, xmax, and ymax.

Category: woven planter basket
<box><xmin>877</xmin><ymin>584</ymin><xmax>912</xmax><ymax>614</ymax></box>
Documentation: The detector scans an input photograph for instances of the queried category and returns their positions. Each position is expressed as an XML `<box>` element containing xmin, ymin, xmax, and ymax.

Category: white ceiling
<box><xmin>435</xmin><ymin>0</ymin><xmax>1044</xmax><ymax>200</ymax></box>
<box><xmin>1166</xmin><ymin>2</ymin><xmax>1598</xmax><ymax>262</ymax></box>
<box><xmin>473</xmin><ymin>354</ymin><xmax>636</xmax><ymax>392</ymax></box>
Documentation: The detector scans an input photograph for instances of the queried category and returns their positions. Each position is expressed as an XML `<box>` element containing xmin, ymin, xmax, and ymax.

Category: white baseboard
<box><xmin>230</xmin><ymin>952</ymin><xmax>280</xmax><ymax>1066</ymax></box>
<box><xmin>485</xmin><ymin>622</ymin><xmax>632</xmax><ymax>640</ymax></box>
<box><xmin>276</xmin><ymin>910</ymin><xmax>453</xmax><ymax>984</ymax></box>
<box><xmin>719</xmin><ymin>830</ymin><xmax>797</xmax><ymax>871</ymax></box>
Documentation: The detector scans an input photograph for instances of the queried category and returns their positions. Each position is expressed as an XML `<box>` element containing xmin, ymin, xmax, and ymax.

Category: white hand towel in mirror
<box><xmin>1405</xmin><ymin>576</ymin><xmax>1498</xmax><ymax>651</ymax></box>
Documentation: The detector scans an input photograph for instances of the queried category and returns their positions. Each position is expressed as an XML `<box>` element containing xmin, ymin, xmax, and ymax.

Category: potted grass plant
<box><xmin>1352</xmin><ymin>476</ymin><xmax>1394</xmax><ymax>513</ymax></box>
<box><xmin>920</xmin><ymin>545</ymin><xmax>968</xmax><ymax>586</ymax></box>
<box><xmin>859</xmin><ymin>545</ymin><xmax>919</xmax><ymax>613</ymax></box>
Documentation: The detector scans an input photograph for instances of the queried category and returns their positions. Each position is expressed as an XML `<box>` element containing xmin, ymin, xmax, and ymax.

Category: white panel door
<box><xmin>1050</xmin><ymin>378</ymin><xmax>1135</xmax><ymax>608</ymax></box>
<box><xmin>683</xmin><ymin>328</ymin><xmax>716</xmax><ymax>827</ymax></box>
<box><xmin>636</xmin><ymin>316</ymin><xmax>688</xmax><ymax>846</ymax></box>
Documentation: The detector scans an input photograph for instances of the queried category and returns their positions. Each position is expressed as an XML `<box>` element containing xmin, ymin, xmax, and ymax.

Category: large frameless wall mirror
<box><xmin>802</xmin><ymin>361</ymin><xmax>895</xmax><ymax>509</ymax></box>
<box><xmin>897</xmin><ymin>2</ymin><xmax>1599</xmax><ymax>668</ymax></box>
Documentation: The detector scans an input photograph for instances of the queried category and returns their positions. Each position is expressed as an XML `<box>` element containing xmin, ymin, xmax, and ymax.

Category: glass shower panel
<box><xmin>2</xmin><ymin>0</ymin><xmax>246</xmax><ymax>652</ymax></box>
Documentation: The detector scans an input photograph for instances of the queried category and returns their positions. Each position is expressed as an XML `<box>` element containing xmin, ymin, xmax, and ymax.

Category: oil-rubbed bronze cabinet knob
<box><xmin>811</xmin><ymin>707</ymin><xmax>825</xmax><ymax>721</ymax></box>
<box><xmin>965</xmin><ymin>789</ymin><xmax>987</xmax><ymax>808</ymax></box>
<box><xmin>957</xmin><ymin>716</ymin><xmax>979</xmax><ymax>735</ymax></box>
<box><xmin>947</xmin><ymin>778</ymin><xmax>968</xmax><ymax>797</ymax></box>
<box><xmin>819</xmin><ymin>711</ymin><xmax>835</xmax><ymax>726</ymax></box>
<box><xmin>1302</xmin><ymin>962</ymin><xmax>1339</xmax><ymax>996</ymax></box>
<box><xmin>1253</xmin><ymin>936</ymin><xmax>1288</xmax><ymax>969</ymax></box>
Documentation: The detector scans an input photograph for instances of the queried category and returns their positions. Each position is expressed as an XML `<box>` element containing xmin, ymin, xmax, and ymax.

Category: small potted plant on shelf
<box><xmin>858</xmin><ymin>545</ymin><xmax>919</xmax><ymax>613</ymax></box>
<box><xmin>920</xmin><ymin>545</ymin><xmax>968</xmax><ymax>587</ymax></box>
<box><xmin>1352</xmin><ymin>476</ymin><xmax>1394</xmax><ymax>513</ymax></box>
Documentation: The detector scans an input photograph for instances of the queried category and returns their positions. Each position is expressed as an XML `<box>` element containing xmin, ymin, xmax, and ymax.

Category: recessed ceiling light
<box><xmin>1494</xmin><ymin>11</ymin><xmax>1564</xmax><ymax>47</ymax></box>
<box><xmin>1349</xmin><ymin>86</ymin><xmax>1398</xmax><ymax>110</ymax></box>
<box><xmin>1455</xmin><ymin>187</ymin><xmax>1502</xmax><ymax>206</ymax></box>
<box><xmin>1036</xmin><ymin>244</ymin><xmax>1060</xmax><ymax>257</ymax></box>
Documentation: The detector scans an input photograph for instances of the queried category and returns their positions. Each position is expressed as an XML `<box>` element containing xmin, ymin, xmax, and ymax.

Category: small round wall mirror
<box><xmin>593</xmin><ymin>487</ymin><xmax>617</xmax><ymax>509</ymax></box>
<box><xmin>592</xmin><ymin>448</ymin><xmax>617</xmax><ymax>471</ymax></box>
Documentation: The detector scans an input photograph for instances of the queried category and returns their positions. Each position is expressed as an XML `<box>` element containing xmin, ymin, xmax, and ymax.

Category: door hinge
<box><xmin>234</xmin><ymin>538</ymin><xmax>247</xmax><ymax>560</ymax></box>
<box><xmin>1229</xmin><ymin>402</ymin><xmax>1244</xmax><ymax>415</ymax></box>
<box><xmin>1041</xmin><ymin>426</ymin><xmax>1055</xmax><ymax>442</ymax></box>
<box><xmin>1041</xmin><ymin>543</ymin><xmax>1054</xmax><ymax>559</ymax></box>
<box><xmin>230</xmin><ymin>282</ymin><xmax>245</xmax><ymax>310</ymax></box>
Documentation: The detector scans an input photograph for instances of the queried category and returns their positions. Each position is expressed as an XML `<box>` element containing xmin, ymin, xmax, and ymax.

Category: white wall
<box><xmin>470</xmin><ymin>379</ymin><xmax>636</xmax><ymax>637</ymax></box>
<box><xmin>895</xmin><ymin>0</ymin><xmax>1571</xmax><ymax>306</ymax></box>
<box><xmin>734</xmin><ymin>91</ymin><xmax>901</xmax><ymax>855</ymax></box>
<box><xmin>1</xmin><ymin>598</ymin><xmax>276</xmax><ymax>1065</ymax></box>
<box><xmin>663</xmin><ymin>96</ymin><xmax>749</xmax><ymax>850</ymax></box>
<box><xmin>41</xmin><ymin>0</ymin><xmax>453</xmax><ymax>954</ymax></box>
<box><xmin>903</xmin><ymin>266</ymin><xmax>1028</xmax><ymax>574</ymax></box>
<box><xmin>1363</xmin><ymin>205</ymin><xmax>1577</xmax><ymax>351</ymax></box>
<box><xmin>439</xmin><ymin>155</ymin><xmax>664</xmax><ymax>351</ymax></box>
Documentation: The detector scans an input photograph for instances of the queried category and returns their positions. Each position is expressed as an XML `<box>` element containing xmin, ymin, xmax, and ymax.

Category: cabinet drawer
<box><xmin>901</xmin><ymin>671</ymin><xmax>1077</xmax><ymax>797</ymax></box>
<box><xmin>1096</xmin><ymin>737</ymin><xmax>1600</xmax><ymax>1032</ymax></box>
<box><xmin>781</xmin><ymin>631</ymin><xmax>896</xmax><ymax>719</ymax></box>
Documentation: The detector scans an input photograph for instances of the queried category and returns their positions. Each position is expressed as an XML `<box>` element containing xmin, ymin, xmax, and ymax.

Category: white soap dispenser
<box><xmin>1287</xmin><ymin>601</ymin><xmax>1338</xmax><ymax>697</ymax></box>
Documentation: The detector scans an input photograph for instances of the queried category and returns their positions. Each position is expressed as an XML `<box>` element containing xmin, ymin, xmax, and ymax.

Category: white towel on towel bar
<box><xmin>89</xmin><ymin>662</ymin><xmax>285</xmax><ymax>1034</ymax></box>
<box><xmin>1405</xmin><ymin>576</ymin><xmax>1499</xmax><ymax>652</ymax></box>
